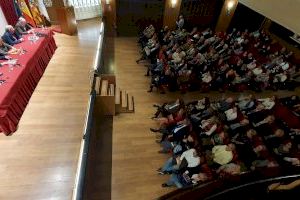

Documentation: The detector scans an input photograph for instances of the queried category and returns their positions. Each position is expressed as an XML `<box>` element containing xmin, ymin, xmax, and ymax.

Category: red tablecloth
<box><xmin>0</xmin><ymin>29</ymin><xmax>57</xmax><ymax>135</ymax></box>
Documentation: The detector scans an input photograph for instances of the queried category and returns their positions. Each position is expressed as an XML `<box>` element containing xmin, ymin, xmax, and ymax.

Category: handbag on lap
<box><xmin>177</xmin><ymin>157</ymin><xmax>188</xmax><ymax>173</ymax></box>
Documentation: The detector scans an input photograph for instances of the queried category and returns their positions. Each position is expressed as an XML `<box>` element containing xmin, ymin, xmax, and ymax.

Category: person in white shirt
<box><xmin>172</xmin><ymin>48</ymin><xmax>186</xmax><ymax>64</ymax></box>
<box><xmin>176</xmin><ymin>15</ymin><xmax>184</xmax><ymax>30</ymax></box>
<box><xmin>180</xmin><ymin>148</ymin><xmax>201</xmax><ymax>168</ymax></box>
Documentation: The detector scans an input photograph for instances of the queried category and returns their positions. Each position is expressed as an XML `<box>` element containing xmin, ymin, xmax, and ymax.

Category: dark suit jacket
<box><xmin>15</xmin><ymin>21</ymin><xmax>32</xmax><ymax>35</ymax></box>
<box><xmin>2</xmin><ymin>31</ymin><xmax>21</xmax><ymax>46</ymax></box>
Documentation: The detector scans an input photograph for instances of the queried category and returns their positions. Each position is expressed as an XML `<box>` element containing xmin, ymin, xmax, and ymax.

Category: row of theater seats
<box><xmin>151</xmin><ymin>95</ymin><xmax>300</xmax><ymax>193</ymax></box>
<box><xmin>137</xmin><ymin>24</ymin><xmax>300</xmax><ymax>94</ymax></box>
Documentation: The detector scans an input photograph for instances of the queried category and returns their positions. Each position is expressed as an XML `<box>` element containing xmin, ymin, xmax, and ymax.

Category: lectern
<box><xmin>56</xmin><ymin>6</ymin><xmax>77</xmax><ymax>35</ymax></box>
<box><xmin>46</xmin><ymin>0</ymin><xmax>78</xmax><ymax>36</ymax></box>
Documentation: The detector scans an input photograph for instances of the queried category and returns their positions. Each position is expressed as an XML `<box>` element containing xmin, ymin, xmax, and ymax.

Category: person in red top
<box><xmin>158</xmin><ymin>45</ymin><xmax>167</xmax><ymax>60</ymax></box>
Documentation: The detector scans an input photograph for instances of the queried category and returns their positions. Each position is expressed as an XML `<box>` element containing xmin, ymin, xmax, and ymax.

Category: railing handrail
<box><xmin>72</xmin><ymin>21</ymin><xmax>105</xmax><ymax>200</ymax></box>
<box><xmin>158</xmin><ymin>170</ymin><xmax>300</xmax><ymax>200</ymax></box>
<box><xmin>72</xmin><ymin>89</ymin><xmax>96</xmax><ymax>200</ymax></box>
<box><xmin>93</xmin><ymin>22</ymin><xmax>104</xmax><ymax>72</ymax></box>
<box><xmin>204</xmin><ymin>174</ymin><xmax>300</xmax><ymax>200</ymax></box>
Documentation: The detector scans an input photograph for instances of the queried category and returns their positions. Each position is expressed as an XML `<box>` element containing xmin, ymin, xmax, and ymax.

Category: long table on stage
<box><xmin>0</xmin><ymin>29</ymin><xmax>57</xmax><ymax>135</ymax></box>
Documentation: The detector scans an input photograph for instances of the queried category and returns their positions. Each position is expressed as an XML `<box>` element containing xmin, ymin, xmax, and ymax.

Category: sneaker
<box><xmin>150</xmin><ymin>128</ymin><xmax>159</xmax><ymax>132</ymax></box>
<box><xmin>162</xmin><ymin>183</ymin><xmax>170</xmax><ymax>187</ymax></box>
<box><xmin>158</xmin><ymin>171</ymin><xmax>165</xmax><ymax>175</ymax></box>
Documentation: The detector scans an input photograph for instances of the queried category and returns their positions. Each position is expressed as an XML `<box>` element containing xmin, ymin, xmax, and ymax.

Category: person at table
<box><xmin>0</xmin><ymin>38</ymin><xmax>21</xmax><ymax>57</ymax></box>
<box><xmin>15</xmin><ymin>17</ymin><xmax>33</xmax><ymax>35</ymax></box>
<box><xmin>2</xmin><ymin>25</ymin><xmax>24</xmax><ymax>46</ymax></box>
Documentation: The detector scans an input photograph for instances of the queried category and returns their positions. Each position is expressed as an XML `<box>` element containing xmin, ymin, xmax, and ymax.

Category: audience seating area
<box><xmin>137</xmin><ymin>25</ymin><xmax>300</xmax><ymax>93</ymax></box>
<box><xmin>150</xmin><ymin>95</ymin><xmax>300</xmax><ymax>189</ymax></box>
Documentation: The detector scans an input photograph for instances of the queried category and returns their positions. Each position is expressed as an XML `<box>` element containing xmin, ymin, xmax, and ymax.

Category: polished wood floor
<box><xmin>0</xmin><ymin>19</ymin><xmax>100</xmax><ymax>199</ymax></box>
<box><xmin>111</xmin><ymin>37</ymin><xmax>299</xmax><ymax>200</ymax></box>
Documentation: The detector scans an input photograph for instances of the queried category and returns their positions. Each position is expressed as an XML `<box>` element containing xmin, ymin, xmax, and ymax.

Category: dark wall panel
<box><xmin>270</xmin><ymin>22</ymin><xmax>293</xmax><ymax>40</ymax></box>
<box><xmin>229</xmin><ymin>3</ymin><xmax>265</xmax><ymax>32</ymax></box>
<box><xmin>116</xmin><ymin>0</ymin><xmax>164</xmax><ymax>36</ymax></box>
<box><xmin>180</xmin><ymin>0</ymin><xmax>223</xmax><ymax>31</ymax></box>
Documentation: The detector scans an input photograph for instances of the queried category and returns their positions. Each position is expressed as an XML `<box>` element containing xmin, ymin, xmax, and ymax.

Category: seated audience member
<box><xmin>180</xmin><ymin>148</ymin><xmax>201</xmax><ymax>169</ymax></box>
<box><xmin>237</xmin><ymin>94</ymin><xmax>255</xmax><ymax>111</ymax></box>
<box><xmin>159</xmin><ymin>148</ymin><xmax>200</xmax><ymax>172</ymax></box>
<box><xmin>153</xmin><ymin>95</ymin><xmax>300</xmax><ymax>189</ymax></box>
<box><xmin>138</xmin><ymin>25</ymin><xmax>155</xmax><ymax>46</ymax></box>
<box><xmin>152</xmin><ymin>107</ymin><xmax>186</xmax><ymax>128</ymax></box>
<box><xmin>152</xmin><ymin>99</ymin><xmax>184</xmax><ymax>118</ymax></box>
<box><xmin>212</xmin><ymin>144</ymin><xmax>236</xmax><ymax>166</ymax></box>
<box><xmin>216</xmin><ymin>162</ymin><xmax>245</xmax><ymax>178</ymax></box>
<box><xmin>157</xmin><ymin>146</ymin><xmax>183</xmax><ymax>175</ymax></box>
<box><xmin>2</xmin><ymin>25</ymin><xmax>23</xmax><ymax>45</ymax></box>
<box><xmin>158</xmin><ymin>122</ymin><xmax>190</xmax><ymax>153</ymax></box>
<box><xmin>161</xmin><ymin>167</ymin><xmax>210</xmax><ymax>188</ymax></box>
<box><xmin>137</xmin><ymin>23</ymin><xmax>300</xmax><ymax>94</ymax></box>
<box><xmin>161</xmin><ymin>153</ymin><xmax>210</xmax><ymax>189</ymax></box>
<box><xmin>14</xmin><ymin>17</ymin><xmax>32</xmax><ymax>35</ymax></box>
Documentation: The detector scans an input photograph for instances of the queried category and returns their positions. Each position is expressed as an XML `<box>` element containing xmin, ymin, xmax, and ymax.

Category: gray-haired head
<box><xmin>5</xmin><ymin>25</ymin><xmax>14</xmax><ymax>32</ymax></box>
<box><xmin>19</xmin><ymin>17</ymin><xmax>26</xmax><ymax>22</ymax></box>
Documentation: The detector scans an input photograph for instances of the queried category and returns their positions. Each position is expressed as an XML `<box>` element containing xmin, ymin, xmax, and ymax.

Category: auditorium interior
<box><xmin>0</xmin><ymin>0</ymin><xmax>300</xmax><ymax>200</ymax></box>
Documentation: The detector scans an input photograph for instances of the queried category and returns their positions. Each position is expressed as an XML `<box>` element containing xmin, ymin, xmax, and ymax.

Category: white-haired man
<box><xmin>15</xmin><ymin>17</ymin><xmax>32</xmax><ymax>35</ymax></box>
<box><xmin>2</xmin><ymin>25</ymin><xmax>24</xmax><ymax>46</ymax></box>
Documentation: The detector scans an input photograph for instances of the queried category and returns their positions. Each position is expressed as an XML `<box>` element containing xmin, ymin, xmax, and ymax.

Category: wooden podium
<box><xmin>46</xmin><ymin>0</ymin><xmax>77</xmax><ymax>35</ymax></box>
<box><xmin>56</xmin><ymin>6</ymin><xmax>77</xmax><ymax>35</ymax></box>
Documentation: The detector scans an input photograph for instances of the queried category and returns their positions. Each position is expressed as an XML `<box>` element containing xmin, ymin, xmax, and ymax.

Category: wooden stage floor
<box><xmin>0</xmin><ymin>19</ymin><xmax>100</xmax><ymax>199</ymax></box>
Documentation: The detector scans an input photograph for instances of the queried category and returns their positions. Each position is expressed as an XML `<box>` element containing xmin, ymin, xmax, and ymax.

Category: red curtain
<box><xmin>0</xmin><ymin>0</ymin><xmax>19</xmax><ymax>25</ymax></box>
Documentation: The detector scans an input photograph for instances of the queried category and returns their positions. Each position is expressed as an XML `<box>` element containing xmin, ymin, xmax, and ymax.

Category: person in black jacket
<box><xmin>15</xmin><ymin>17</ymin><xmax>33</xmax><ymax>35</ymax></box>
<box><xmin>2</xmin><ymin>25</ymin><xmax>23</xmax><ymax>46</ymax></box>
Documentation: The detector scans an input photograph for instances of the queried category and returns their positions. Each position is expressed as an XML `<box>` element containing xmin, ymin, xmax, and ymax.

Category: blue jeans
<box><xmin>161</xmin><ymin>140</ymin><xmax>173</xmax><ymax>152</ymax></box>
<box><xmin>166</xmin><ymin>174</ymin><xmax>183</xmax><ymax>188</ymax></box>
<box><xmin>162</xmin><ymin>157</ymin><xmax>179</xmax><ymax>172</ymax></box>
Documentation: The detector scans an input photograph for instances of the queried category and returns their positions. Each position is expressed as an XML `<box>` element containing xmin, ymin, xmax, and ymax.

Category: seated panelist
<box><xmin>0</xmin><ymin>38</ymin><xmax>21</xmax><ymax>56</ymax></box>
<box><xmin>2</xmin><ymin>25</ymin><xmax>24</xmax><ymax>46</ymax></box>
<box><xmin>15</xmin><ymin>17</ymin><xmax>33</xmax><ymax>35</ymax></box>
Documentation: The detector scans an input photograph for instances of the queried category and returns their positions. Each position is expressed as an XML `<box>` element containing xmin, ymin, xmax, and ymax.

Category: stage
<box><xmin>0</xmin><ymin>19</ymin><xmax>100</xmax><ymax>199</ymax></box>
<box><xmin>0</xmin><ymin>29</ymin><xmax>56</xmax><ymax>135</ymax></box>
